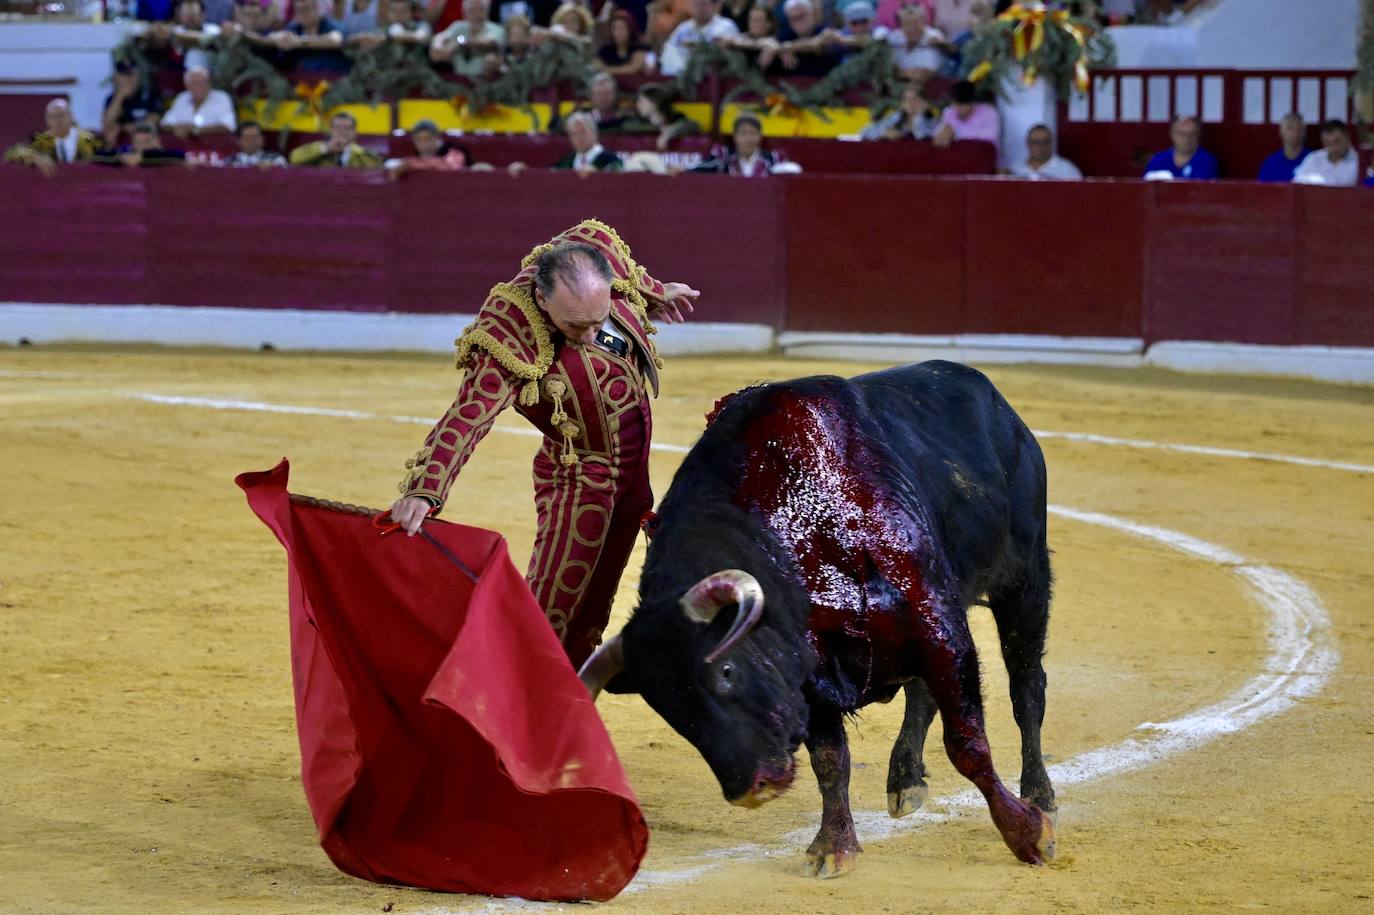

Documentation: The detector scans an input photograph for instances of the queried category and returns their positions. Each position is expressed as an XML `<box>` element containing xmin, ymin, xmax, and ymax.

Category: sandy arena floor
<box><xmin>1</xmin><ymin>346</ymin><xmax>1371</xmax><ymax>914</ymax></box>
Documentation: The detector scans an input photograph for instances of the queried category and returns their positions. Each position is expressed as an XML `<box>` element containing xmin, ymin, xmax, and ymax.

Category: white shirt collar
<box><xmin>576</xmin><ymin>143</ymin><xmax>605</xmax><ymax>168</ymax></box>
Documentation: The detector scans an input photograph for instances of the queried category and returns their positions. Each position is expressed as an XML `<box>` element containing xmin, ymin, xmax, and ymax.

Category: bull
<box><xmin>579</xmin><ymin>361</ymin><xmax>1057</xmax><ymax>875</ymax></box>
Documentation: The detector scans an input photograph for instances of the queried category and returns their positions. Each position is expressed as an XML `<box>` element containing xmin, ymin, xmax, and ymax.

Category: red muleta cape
<box><xmin>236</xmin><ymin>460</ymin><xmax>648</xmax><ymax>902</ymax></box>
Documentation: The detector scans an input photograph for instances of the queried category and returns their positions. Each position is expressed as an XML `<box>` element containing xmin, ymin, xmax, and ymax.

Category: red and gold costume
<box><xmin>399</xmin><ymin>219</ymin><xmax>672</xmax><ymax>668</ymax></box>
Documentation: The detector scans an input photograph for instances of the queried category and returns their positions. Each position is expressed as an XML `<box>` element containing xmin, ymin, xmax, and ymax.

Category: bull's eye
<box><xmin>716</xmin><ymin>661</ymin><xmax>735</xmax><ymax>693</ymax></box>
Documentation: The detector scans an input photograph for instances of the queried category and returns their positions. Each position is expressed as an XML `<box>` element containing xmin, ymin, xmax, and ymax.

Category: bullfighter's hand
<box><xmin>657</xmin><ymin>283</ymin><xmax>699</xmax><ymax>324</ymax></box>
<box><xmin>390</xmin><ymin>495</ymin><xmax>432</xmax><ymax>536</ymax></box>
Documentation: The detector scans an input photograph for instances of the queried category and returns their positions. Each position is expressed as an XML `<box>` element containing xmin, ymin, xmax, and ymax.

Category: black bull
<box><xmin>580</xmin><ymin>361</ymin><xmax>1056</xmax><ymax>874</ymax></box>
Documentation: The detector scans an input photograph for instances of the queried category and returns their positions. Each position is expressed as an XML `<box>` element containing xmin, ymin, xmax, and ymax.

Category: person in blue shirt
<box><xmin>1257</xmin><ymin>112</ymin><xmax>1310</xmax><ymax>182</ymax></box>
<box><xmin>1144</xmin><ymin>114</ymin><xmax>1219</xmax><ymax>179</ymax></box>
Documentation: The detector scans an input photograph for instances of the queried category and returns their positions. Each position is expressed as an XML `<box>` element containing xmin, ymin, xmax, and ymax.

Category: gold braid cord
<box><xmin>289</xmin><ymin>493</ymin><xmax>383</xmax><ymax>517</ymax></box>
<box><xmin>542</xmin><ymin>377</ymin><xmax>580</xmax><ymax>467</ymax></box>
<box><xmin>453</xmin><ymin>282</ymin><xmax>553</xmax><ymax>408</ymax></box>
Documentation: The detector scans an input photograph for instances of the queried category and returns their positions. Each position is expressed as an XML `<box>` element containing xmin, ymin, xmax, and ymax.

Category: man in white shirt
<box><xmin>1292</xmin><ymin>119</ymin><xmax>1359</xmax><ymax>187</ymax></box>
<box><xmin>659</xmin><ymin>0</ymin><xmax>740</xmax><ymax>77</ymax></box>
<box><xmin>430</xmin><ymin>0</ymin><xmax>505</xmax><ymax>79</ymax></box>
<box><xmin>886</xmin><ymin>3</ymin><xmax>948</xmax><ymax>80</ymax></box>
<box><xmin>161</xmin><ymin>67</ymin><xmax>237</xmax><ymax>137</ymax></box>
<box><xmin>1010</xmin><ymin>124</ymin><xmax>1082</xmax><ymax>180</ymax></box>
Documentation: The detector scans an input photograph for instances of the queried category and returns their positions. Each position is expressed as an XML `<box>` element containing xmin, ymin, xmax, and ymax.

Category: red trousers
<box><xmin>526</xmin><ymin>397</ymin><xmax>652</xmax><ymax>670</ymax></box>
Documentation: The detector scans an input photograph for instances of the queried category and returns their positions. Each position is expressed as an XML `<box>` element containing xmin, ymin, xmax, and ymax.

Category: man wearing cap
<box><xmin>825</xmin><ymin>0</ymin><xmax>889</xmax><ymax>58</ymax></box>
<box><xmin>389</xmin><ymin>219</ymin><xmax>701</xmax><ymax>668</ymax></box>
<box><xmin>4</xmin><ymin>99</ymin><xmax>104</xmax><ymax>177</ymax></box>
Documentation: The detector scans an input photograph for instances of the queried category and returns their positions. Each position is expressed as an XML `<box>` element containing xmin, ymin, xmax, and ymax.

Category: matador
<box><xmin>389</xmin><ymin>219</ymin><xmax>700</xmax><ymax>669</ymax></box>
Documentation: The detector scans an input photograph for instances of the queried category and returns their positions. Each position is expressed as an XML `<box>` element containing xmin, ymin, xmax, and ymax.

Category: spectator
<box><xmin>429</xmin><ymin>0</ymin><xmax>504</xmax><ymax>80</ymax></box>
<box><xmin>167</xmin><ymin>0</ymin><xmax>220</xmax><ymax>72</ymax></box>
<box><xmin>289</xmin><ymin>111</ymin><xmax>383</xmax><ymax>166</ymax></box>
<box><xmin>386</xmin><ymin>119</ymin><xmax>468</xmax><ymax>174</ymax></box>
<box><xmin>4</xmin><ymin>98</ymin><xmax>104</xmax><ymax>176</ymax></box>
<box><xmin>648</xmin><ymin>0</ymin><xmax>696</xmax><ymax>50</ymax></box>
<box><xmin>224</xmin><ymin>120</ymin><xmax>288</xmax><ymax>166</ymax></box>
<box><xmin>548</xmin><ymin>2</ymin><xmax>594</xmax><ymax>41</ymax></box>
<box><xmin>1143</xmin><ymin>114</ymin><xmax>1218</xmax><ymax>179</ymax></box>
<box><xmin>759</xmin><ymin>0</ymin><xmax>837</xmax><ymax>77</ymax></box>
<box><xmin>825</xmin><ymin>1</ymin><xmax>890</xmax><ymax>58</ymax></box>
<box><xmin>583</xmin><ymin>73</ymin><xmax>634</xmax><ymax>130</ymax></box>
<box><xmin>930</xmin><ymin>0</ymin><xmax>977</xmax><ymax>34</ymax></box>
<box><xmin>345</xmin><ymin>0</ymin><xmax>432</xmax><ymax>50</ymax></box>
<box><xmin>106</xmin><ymin>121</ymin><xmax>188</xmax><ymax>167</ymax></box>
<box><xmin>551</xmin><ymin>112</ymin><xmax>624</xmax><ymax>171</ymax></box>
<box><xmin>386</xmin><ymin>0</ymin><xmax>433</xmax><ymax>41</ymax></box>
<box><xmin>219</xmin><ymin>0</ymin><xmax>276</xmax><ymax>47</ymax></box>
<box><xmin>597</xmin><ymin>10</ymin><xmax>650</xmax><ymax>76</ymax></box>
<box><xmin>940</xmin><ymin>0</ymin><xmax>989</xmax><ymax>76</ymax></box>
<box><xmin>722</xmin><ymin>3</ymin><xmax>780</xmax><ymax>65</ymax></box>
<box><xmin>269</xmin><ymin>0</ymin><xmax>349</xmax><ymax>72</ymax></box>
<box><xmin>721</xmin><ymin>0</ymin><xmax>753</xmax><ymax>30</ymax></box>
<box><xmin>1257</xmin><ymin>113</ymin><xmax>1309</xmax><ymax>183</ymax></box>
<box><xmin>690</xmin><ymin>115</ymin><xmax>791</xmax><ymax>176</ymax></box>
<box><xmin>203</xmin><ymin>0</ymin><xmax>234</xmax><ymax>22</ymax></box>
<box><xmin>1009</xmin><ymin>124</ymin><xmax>1082</xmax><ymax>179</ymax></box>
<box><xmin>502</xmin><ymin>13</ymin><xmax>533</xmax><ymax>66</ymax></box>
<box><xmin>859</xmin><ymin>81</ymin><xmax>938</xmax><ymax>140</ymax></box>
<box><xmin>873</xmin><ymin>0</ymin><xmax>931</xmax><ymax>32</ymax></box>
<box><xmin>1292</xmin><ymin>120</ymin><xmax>1359</xmax><ymax>187</ymax></box>
<box><xmin>336</xmin><ymin>0</ymin><xmax>380</xmax><ymax>39</ymax></box>
<box><xmin>886</xmin><ymin>3</ymin><xmax>948</xmax><ymax>82</ymax></box>
<box><xmin>623</xmin><ymin>84</ymin><xmax>700</xmax><ymax>150</ymax></box>
<box><xmin>932</xmin><ymin>78</ymin><xmax>998</xmax><ymax>151</ymax></box>
<box><xmin>161</xmin><ymin>66</ymin><xmax>238</xmax><ymax>137</ymax></box>
<box><xmin>1365</xmin><ymin>162</ymin><xmax>1374</xmax><ymax>188</ymax></box>
<box><xmin>659</xmin><ymin>0</ymin><xmax>741</xmax><ymax>78</ymax></box>
<box><xmin>101</xmin><ymin>62</ymin><xmax>164</xmax><ymax>146</ymax></box>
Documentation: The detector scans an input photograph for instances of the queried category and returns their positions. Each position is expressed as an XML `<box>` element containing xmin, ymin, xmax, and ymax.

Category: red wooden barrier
<box><xmin>1</xmin><ymin>165</ymin><xmax>1371</xmax><ymax>349</ymax></box>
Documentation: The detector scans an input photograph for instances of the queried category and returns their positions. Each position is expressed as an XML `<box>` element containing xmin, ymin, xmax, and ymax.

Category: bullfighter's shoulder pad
<box><xmin>453</xmin><ymin>281</ymin><xmax>553</xmax><ymax>408</ymax></box>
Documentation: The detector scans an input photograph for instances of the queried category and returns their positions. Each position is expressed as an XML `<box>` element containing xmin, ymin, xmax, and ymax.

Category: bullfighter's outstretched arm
<box><xmin>396</xmin><ymin>349</ymin><xmax>519</xmax><ymax>509</ymax></box>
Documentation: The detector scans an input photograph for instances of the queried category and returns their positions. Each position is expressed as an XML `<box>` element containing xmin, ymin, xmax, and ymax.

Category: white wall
<box><xmin>0</xmin><ymin>23</ymin><xmax>133</xmax><ymax>132</ymax></box>
<box><xmin>1109</xmin><ymin>0</ymin><xmax>1358</xmax><ymax>71</ymax></box>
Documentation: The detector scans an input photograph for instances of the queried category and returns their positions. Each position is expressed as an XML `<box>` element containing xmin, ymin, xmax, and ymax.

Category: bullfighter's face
<box><xmin>618</xmin><ymin>592</ymin><xmax>812</xmax><ymax>807</ymax></box>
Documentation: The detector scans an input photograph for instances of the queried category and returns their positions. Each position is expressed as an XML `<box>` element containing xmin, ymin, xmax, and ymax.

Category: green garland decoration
<box><xmin>321</xmin><ymin>42</ymin><xmax>452</xmax><ymax>109</ymax></box>
<box><xmin>960</xmin><ymin>6</ymin><xmax>1116</xmax><ymax>100</ymax></box>
<box><xmin>674</xmin><ymin>40</ymin><xmax>898</xmax><ymax>119</ymax></box>
<box><xmin>207</xmin><ymin>38</ymin><xmax>295</xmax><ymax>120</ymax></box>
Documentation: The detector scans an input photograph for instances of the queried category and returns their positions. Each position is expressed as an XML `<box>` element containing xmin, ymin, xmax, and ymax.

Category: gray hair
<box><xmin>533</xmin><ymin>242</ymin><xmax>613</xmax><ymax>299</ymax></box>
<box><xmin>1278</xmin><ymin>111</ymin><xmax>1304</xmax><ymax>126</ymax></box>
<box><xmin>590</xmin><ymin>72</ymin><xmax>617</xmax><ymax>89</ymax></box>
<box><xmin>782</xmin><ymin>0</ymin><xmax>810</xmax><ymax>13</ymax></box>
<box><xmin>565</xmin><ymin>111</ymin><xmax>598</xmax><ymax>134</ymax></box>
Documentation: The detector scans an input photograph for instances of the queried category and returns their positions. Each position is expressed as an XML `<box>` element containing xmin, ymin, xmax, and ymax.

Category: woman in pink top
<box><xmin>875</xmin><ymin>0</ymin><xmax>934</xmax><ymax>32</ymax></box>
<box><xmin>932</xmin><ymin>79</ymin><xmax>1000</xmax><ymax>152</ymax></box>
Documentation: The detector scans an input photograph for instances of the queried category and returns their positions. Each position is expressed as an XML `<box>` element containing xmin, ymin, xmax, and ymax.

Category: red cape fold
<box><xmin>236</xmin><ymin>460</ymin><xmax>648</xmax><ymax>902</ymax></box>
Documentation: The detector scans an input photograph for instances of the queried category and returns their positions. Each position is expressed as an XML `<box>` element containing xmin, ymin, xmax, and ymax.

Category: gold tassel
<box><xmin>543</xmin><ymin>377</ymin><xmax>580</xmax><ymax>466</ymax></box>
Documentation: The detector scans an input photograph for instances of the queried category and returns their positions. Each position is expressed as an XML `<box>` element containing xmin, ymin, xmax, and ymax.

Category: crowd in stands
<box><xmin>1</xmin><ymin>0</ymin><xmax>1365</xmax><ymax>185</ymax></box>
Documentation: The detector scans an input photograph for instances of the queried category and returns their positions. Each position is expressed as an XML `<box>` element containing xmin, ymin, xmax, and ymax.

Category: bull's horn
<box><xmin>578</xmin><ymin>632</ymin><xmax>625</xmax><ymax>702</ymax></box>
<box><xmin>679</xmin><ymin>570</ymin><xmax>764</xmax><ymax>664</ymax></box>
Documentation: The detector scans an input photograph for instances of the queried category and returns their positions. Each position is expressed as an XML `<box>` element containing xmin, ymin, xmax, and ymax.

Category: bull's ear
<box><xmin>602</xmin><ymin>670</ymin><xmax>638</xmax><ymax>695</ymax></box>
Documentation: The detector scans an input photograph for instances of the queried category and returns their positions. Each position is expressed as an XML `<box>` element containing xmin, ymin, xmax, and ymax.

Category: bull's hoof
<box><xmin>887</xmin><ymin>782</ymin><xmax>928</xmax><ymax>818</ymax></box>
<box><xmin>802</xmin><ymin>846</ymin><xmax>860</xmax><ymax>879</ymax></box>
<box><xmin>1033</xmin><ymin>807</ymin><xmax>1057</xmax><ymax>863</ymax></box>
<box><xmin>1015</xmin><ymin>804</ymin><xmax>1056</xmax><ymax>866</ymax></box>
